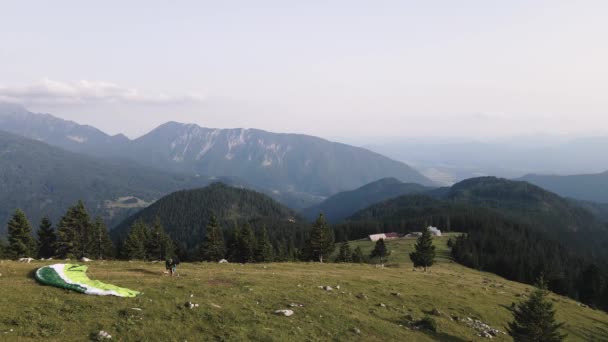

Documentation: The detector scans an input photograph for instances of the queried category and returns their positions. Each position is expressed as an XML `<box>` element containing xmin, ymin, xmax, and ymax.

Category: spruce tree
<box><xmin>254</xmin><ymin>226</ymin><xmax>273</xmax><ymax>262</ymax></box>
<box><xmin>352</xmin><ymin>246</ymin><xmax>366</xmax><ymax>263</ymax></box>
<box><xmin>87</xmin><ymin>217</ymin><xmax>114</xmax><ymax>260</ymax></box>
<box><xmin>0</xmin><ymin>239</ymin><xmax>6</xmax><ymax>259</ymax></box>
<box><xmin>37</xmin><ymin>217</ymin><xmax>57</xmax><ymax>259</ymax></box>
<box><xmin>306</xmin><ymin>214</ymin><xmax>335</xmax><ymax>263</ymax></box>
<box><xmin>335</xmin><ymin>241</ymin><xmax>353</xmax><ymax>263</ymax></box>
<box><xmin>370</xmin><ymin>238</ymin><xmax>389</xmax><ymax>264</ymax></box>
<box><xmin>122</xmin><ymin>219</ymin><xmax>148</xmax><ymax>260</ymax></box>
<box><xmin>508</xmin><ymin>276</ymin><xmax>566</xmax><ymax>341</ymax></box>
<box><xmin>146</xmin><ymin>217</ymin><xmax>174</xmax><ymax>260</ymax></box>
<box><xmin>409</xmin><ymin>227</ymin><xmax>436</xmax><ymax>271</ymax></box>
<box><xmin>56</xmin><ymin>200</ymin><xmax>92</xmax><ymax>258</ymax></box>
<box><xmin>227</xmin><ymin>226</ymin><xmax>242</xmax><ymax>261</ymax></box>
<box><xmin>200</xmin><ymin>215</ymin><xmax>226</xmax><ymax>262</ymax></box>
<box><xmin>7</xmin><ymin>209</ymin><xmax>37</xmax><ymax>258</ymax></box>
<box><xmin>236</xmin><ymin>223</ymin><xmax>256</xmax><ymax>263</ymax></box>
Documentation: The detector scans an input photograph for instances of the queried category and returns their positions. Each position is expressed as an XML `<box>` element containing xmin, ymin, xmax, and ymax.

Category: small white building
<box><xmin>368</xmin><ymin>233</ymin><xmax>387</xmax><ymax>242</ymax></box>
<box><xmin>428</xmin><ymin>226</ymin><xmax>442</xmax><ymax>237</ymax></box>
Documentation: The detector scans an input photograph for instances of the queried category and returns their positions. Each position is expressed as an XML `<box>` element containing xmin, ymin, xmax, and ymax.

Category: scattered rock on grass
<box><xmin>274</xmin><ymin>309</ymin><xmax>294</xmax><ymax>317</ymax></box>
<box><xmin>97</xmin><ymin>330</ymin><xmax>112</xmax><ymax>339</ymax></box>
<box><xmin>391</xmin><ymin>292</ymin><xmax>401</xmax><ymax>297</ymax></box>
<box><xmin>218</xmin><ymin>259</ymin><xmax>229</xmax><ymax>263</ymax></box>
<box><xmin>379</xmin><ymin>303</ymin><xmax>387</xmax><ymax>308</ymax></box>
<box><xmin>318</xmin><ymin>285</ymin><xmax>333</xmax><ymax>291</ymax></box>
<box><xmin>356</xmin><ymin>293</ymin><xmax>367</xmax><ymax>300</ymax></box>
<box><xmin>185</xmin><ymin>302</ymin><xmax>199</xmax><ymax>309</ymax></box>
<box><xmin>352</xmin><ymin>327</ymin><xmax>361</xmax><ymax>334</ymax></box>
<box><xmin>289</xmin><ymin>303</ymin><xmax>304</xmax><ymax>307</ymax></box>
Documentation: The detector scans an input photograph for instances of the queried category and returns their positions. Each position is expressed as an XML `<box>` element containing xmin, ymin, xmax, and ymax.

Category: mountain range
<box><xmin>0</xmin><ymin>130</ymin><xmax>223</xmax><ymax>235</ymax></box>
<box><xmin>0</xmin><ymin>104</ymin><xmax>433</xmax><ymax>202</ymax></box>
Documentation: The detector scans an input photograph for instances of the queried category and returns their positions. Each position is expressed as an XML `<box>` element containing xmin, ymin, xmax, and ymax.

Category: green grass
<box><xmin>1</xmin><ymin>235</ymin><xmax>607</xmax><ymax>341</ymax></box>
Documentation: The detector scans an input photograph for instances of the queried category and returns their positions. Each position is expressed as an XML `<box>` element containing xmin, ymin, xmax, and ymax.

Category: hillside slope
<box><xmin>301</xmin><ymin>178</ymin><xmax>432</xmax><ymax>223</ymax></box>
<box><xmin>112</xmin><ymin>183</ymin><xmax>309</xmax><ymax>256</ymax></box>
<box><xmin>520</xmin><ymin>171</ymin><xmax>608</xmax><ymax>204</ymax></box>
<box><xmin>1</xmin><ymin>249</ymin><xmax>606</xmax><ymax>341</ymax></box>
<box><xmin>0</xmin><ymin>130</ymin><xmax>219</xmax><ymax>234</ymax></box>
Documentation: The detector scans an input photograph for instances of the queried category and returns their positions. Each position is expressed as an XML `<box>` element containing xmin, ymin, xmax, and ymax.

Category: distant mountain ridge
<box><xmin>519</xmin><ymin>171</ymin><xmax>608</xmax><ymax>204</ymax></box>
<box><xmin>301</xmin><ymin>177</ymin><xmax>432</xmax><ymax>223</ymax></box>
<box><xmin>0</xmin><ymin>130</ymin><xmax>225</xmax><ymax>235</ymax></box>
<box><xmin>0</xmin><ymin>105</ymin><xmax>434</xmax><ymax>199</ymax></box>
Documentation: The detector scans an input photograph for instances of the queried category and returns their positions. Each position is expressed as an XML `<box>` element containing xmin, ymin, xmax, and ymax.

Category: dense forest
<box><xmin>335</xmin><ymin>190</ymin><xmax>608</xmax><ymax>311</ymax></box>
<box><xmin>111</xmin><ymin>183</ymin><xmax>311</xmax><ymax>259</ymax></box>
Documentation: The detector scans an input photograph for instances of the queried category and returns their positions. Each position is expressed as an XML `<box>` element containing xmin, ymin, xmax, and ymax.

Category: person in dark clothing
<box><xmin>165</xmin><ymin>257</ymin><xmax>179</xmax><ymax>276</ymax></box>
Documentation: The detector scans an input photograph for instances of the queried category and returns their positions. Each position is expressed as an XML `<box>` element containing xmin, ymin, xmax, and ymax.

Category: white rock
<box><xmin>80</xmin><ymin>257</ymin><xmax>92</xmax><ymax>262</ymax></box>
<box><xmin>379</xmin><ymin>303</ymin><xmax>387</xmax><ymax>308</ymax></box>
<box><xmin>274</xmin><ymin>309</ymin><xmax>294</xmax><ymax>317</ymax></box>
<box><xmin>218</xmin><ymin>259</ymin><xmax>229</xmax><ymax>264</ymax></box>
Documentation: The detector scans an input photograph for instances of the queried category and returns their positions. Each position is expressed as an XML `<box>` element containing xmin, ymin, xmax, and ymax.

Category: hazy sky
<box><xmin>1</xmin><ymin>1</ymin><xmax>608</xmax><ymax>139</ymax></box>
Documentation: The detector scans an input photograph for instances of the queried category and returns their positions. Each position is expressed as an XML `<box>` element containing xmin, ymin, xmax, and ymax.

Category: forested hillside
<box><xmin>520</xmin><ymin>170</ymin><xmax>608</xmax><ymax>204</ymax></box>
<box><xmin>0</xmin><ymin>130</ymin><xmax>218</xmax><ymax>233</ymax></box>
<box><xmin>301</xmin><ymin>178</ymin><xmax>431</xmax><ymax>223</ymax></box>
<box><xmin>337</xmin><ymin>178</ymin><xmax>608</xmax><ymax>310</ymax></box>
<box><xmin>112</xmin><ymin>183</ymin><xmax>310</xmax><ymax>259</ymax></box>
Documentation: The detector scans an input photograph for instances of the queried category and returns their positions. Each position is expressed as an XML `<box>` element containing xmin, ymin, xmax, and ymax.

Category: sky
<box><xmin>1</xmin><ymin>1</ymin><xmax>608</xmax><ymax>140</ymax></box>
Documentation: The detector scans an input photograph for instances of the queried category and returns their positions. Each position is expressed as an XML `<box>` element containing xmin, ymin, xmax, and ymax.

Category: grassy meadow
<box><xmin>1</xmin><ymin>234</ymin><xmax>607</xmax><ymax>341</ymax></box>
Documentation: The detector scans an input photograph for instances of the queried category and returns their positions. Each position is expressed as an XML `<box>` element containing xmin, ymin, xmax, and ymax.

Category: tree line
<box><xmin>1</xmin><ymin>202</ymin><xmax>113</xmax><ymax>260</ymax></box>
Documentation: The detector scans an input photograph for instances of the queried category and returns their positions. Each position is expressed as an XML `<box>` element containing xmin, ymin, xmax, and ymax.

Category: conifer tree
<box><xmin>56</xmin><ymin>200</ymin><xmax>92</xmax><ymax>258</ymax></box>
<box><xmin>87</xmin><ymin>217</ymin><xmax>114</xmax><ymax>260</ymax></box>
<box><xmin>409</xmin><ymin>227</ymin><xmax>436</xmax><ymax>271</ymax></box>
<box><xmin>0</xmin><ymin>239</ymin><xmax>6</xmax><ymax>259</ymax></box>
<box><xmin>236</xmin><ymin>223</ymin><xmax>256</xmax><ymax>263</ymax></box>
<box><xmin>254</xmin><ymin>226</ymin><xmax>273</xmax><ymax>262</ymax></box>
<box><xmin>370</xmin><ymin>238</ymin><xmax>390</xmax><ymax>264</ymax></box>
<box><xmin>306</xmin><ymin>213</ymin><xmax>335</xmax><ymax>263</ymax></box>
<box><xmin>122</xmin><ymin>219</ymin><xmax>148</xmax><ymax>260</ymax></box>
<box><xmin>508</xmin><ymin>276</ymin><xmax>566</xmax><ymax>341</ymax></box>
<box><xmin>37</xmin><ymin>217</ymin><xmax>57</xmax><ymax>259</ymax></box>
<box><xmin>335</xmin><ymin>241</ymin><xmax>353</xmax><ymax>263</ymax></box>
<box><xmin>7</xmin><ymin>209</ymin><xmax>36</xmax><ymax>258</ymax></box>
<box><xmin>146</xmin><ymin>217</ymin><xmax>174</xmax><ymax>260</ymax></box>
<box><xmin>227</xmin><ymin>226</ymin><xmax>242</xmax><ymax>261</ymax></box>
<box><xmin>200</xmin><ymin>215</ymin><xmax>225</xmax><ymax>261</ymax></box>
<box><xmin>352</xmin><ymin>246</ymin><xmax>366</xmax><ymax>263</ymax></box>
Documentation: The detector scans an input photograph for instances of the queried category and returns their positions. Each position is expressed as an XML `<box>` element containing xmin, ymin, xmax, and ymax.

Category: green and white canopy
<box><xmin>35</xmin><ymin>264</ymin><xmax>140</xmax><ymax>297</ymax></box>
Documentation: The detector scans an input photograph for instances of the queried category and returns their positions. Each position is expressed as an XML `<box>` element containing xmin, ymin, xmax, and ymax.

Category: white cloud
<box><xmin>0</xmin><ymin>79</ymin><xmax>205</xmax><ymax>105</ymax></box>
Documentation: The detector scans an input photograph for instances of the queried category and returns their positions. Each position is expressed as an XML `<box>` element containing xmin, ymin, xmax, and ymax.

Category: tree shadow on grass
<box><xmin>127</xmin><ymin>268</ymin><xmax>164</xmax><ymax>276</ymax></box>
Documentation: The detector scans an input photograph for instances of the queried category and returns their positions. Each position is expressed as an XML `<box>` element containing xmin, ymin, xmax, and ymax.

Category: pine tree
<box><xmin>508</xmin><ymin>276</ymin><xmax>566</xmax><ymax>341</ymax></box>
<box><xmin>306</xmin><ymin>214</ymin><xmax>335</xmax><ymax>263</ymax></box>
<box><xmin>409</xmin><ymin>227</ymin><xmax>436</xmax><ymax>271</ymax></box>
<box><xmin>254</xmin><ymin>226</ymin><xmax>273</xmax><ymax>262</ymax></box>
<box><xmin>370</xmin><ymin>238</ymin><xmax>389</xmax><ymax>264</ymax></box>
<box><xmin>227</xmin><ymin>226</ymin><xmax>242</xmax><ymax>262</ymax></box>
<box><xmin>236</xmin><ymin>224</ymin><xmax>256</xmax><ymax>263</ymax></box>
<box><xmin>122</xmin><ymin>219</ymin><xmax>148</xmax><ymax>260</ymax></box>
<box><xmin>37</xmin><ymin>217</ymin><xmax>57</xmax><ymax>259</ymax></box>
<box><xmin>56</xmin><ymin>200</ymin><xmax>92</xmax><ymax>258</ymax></box>
<box><xmin>87</xmin><ymin>217</ymin><xmax>114</xmax><ymax>260</ymax></box>
<box><xmin>200</xmin><ymin>215</ymin><xmax>225</xmax><ymax>262</ymax></box>
<box><xmin>146</xmin><ymin>217</ymin><xmax>174</xmax><ymax>260</ymax></box>
<box><xmin>7</xmin><ymin>209</ymin><xmax>36</xmax><ymax>258</ymax></box>
<box><xmin>335</xmin><ymin>241</ymin><xmax>353</xmax><ymax>263</ymax></box>
<box><xmin>0</xmin><ymin>239</ymin><xmax>6</xmax><ymax>259</ymax></box>
<box><xmin>352</xmin><ymin>246</ymin><xmax>366</xmax><ymax>263</ymax></box>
